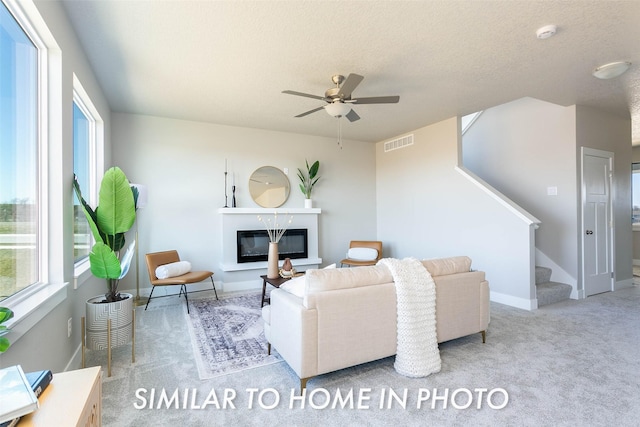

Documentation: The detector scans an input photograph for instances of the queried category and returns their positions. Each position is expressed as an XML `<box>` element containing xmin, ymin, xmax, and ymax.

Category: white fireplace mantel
<box><xmin>218</xmin><ymin>207</ymin><xmax>321</xmax><ymax>215</ymax></box>
<box><xmin>218</xmin><ymin>207</ymin><xmax>322</xmax><ymax>273</ymax></box>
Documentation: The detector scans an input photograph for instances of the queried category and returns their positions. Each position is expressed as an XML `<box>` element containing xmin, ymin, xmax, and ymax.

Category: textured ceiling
<box><xmin>61</xmin><ymin>0</ymin><xmax>640</xmax><ymax>144</ymax></box>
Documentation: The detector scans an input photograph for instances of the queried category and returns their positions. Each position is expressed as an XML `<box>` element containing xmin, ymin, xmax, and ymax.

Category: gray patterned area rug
<box><xmin>185</xmin><ymin>292</ymin><xmax>282</xmax><ymax>380</ymax></box>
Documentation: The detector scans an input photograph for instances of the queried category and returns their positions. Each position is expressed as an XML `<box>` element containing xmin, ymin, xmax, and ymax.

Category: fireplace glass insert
<box><xmin>237</xmin><ymin>228</ymin><xmax>308</xmax><ymax>263</ymax></box>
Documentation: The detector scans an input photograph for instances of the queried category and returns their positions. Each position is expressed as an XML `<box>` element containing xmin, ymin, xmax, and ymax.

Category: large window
<box><xmin>0</xmin><ymin>2</ymin><xmax>39</xmax><ymax>302</ymax></box>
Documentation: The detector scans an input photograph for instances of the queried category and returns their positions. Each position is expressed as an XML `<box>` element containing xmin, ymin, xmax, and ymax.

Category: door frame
<box><xmin>580</xmin><ymin>147</ymin><xmax>615</xmax><ymax>298</ymax></box>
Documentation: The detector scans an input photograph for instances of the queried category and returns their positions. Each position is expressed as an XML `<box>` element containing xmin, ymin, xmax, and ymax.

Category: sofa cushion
<box><xmin>421</xmin><ymin>256</ymin><xmax>471</xmax><ymax>276</ymax></box>
<box><xmin>306</xmin><ymin>264</ymin><xmax>393</xmax><ymax>295</ymax></box>
<box><xmin>280</xmin><ymin>275</ymin><xmax>305</xmax><ymax>298</ymax></box>
<box><xmin>280</xmin><ymin>263</ymin><xmax>336</xmax><ymax>298</ymax></box>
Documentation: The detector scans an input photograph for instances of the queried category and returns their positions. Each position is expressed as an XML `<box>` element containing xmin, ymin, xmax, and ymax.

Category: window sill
<box><xmin>633</xmin><ymin>223</ymin><xmax>640</xmax><ymax>232</ymax></box>
<box><xmin>3</xmin><ymin>282</ymin><xmax>68</xmax><ymax>347</ymax></box>
<box><xmin>74</xmin><ymin>258</ymin><xmax>92</xmax><ymax>289</ymax></box>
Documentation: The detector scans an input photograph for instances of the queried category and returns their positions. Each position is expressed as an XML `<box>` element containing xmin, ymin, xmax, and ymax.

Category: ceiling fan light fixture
<box><xmin>325</xmin><ymin>102</ymin><xmax>352</xmax><ymax>118</ymax></box>
<box><xmin>592</xmin><ymin>61</ymin><xmax>631</xmax><ymax>79</ymax></box>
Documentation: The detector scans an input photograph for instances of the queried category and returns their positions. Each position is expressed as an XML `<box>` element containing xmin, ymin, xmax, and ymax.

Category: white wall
<box><xmin>462</xmin><ymin>97</ymin><xmax>578</xmax><ymax>281</ymax></box>
<box><xmin>111</xmin><ymin>113</ymin><xmax>378</xmax><ymax>294</ymax></box>
<box><xmin>1</xmin><ymin>0</ymin><xmax>112</xmax><ymax>372</ymax></box>
<box><xmin>633</xmin><ymin>146</ymin><xmax>640</xmax><ymax>262</ymax></box>
<box><xmin>461</xmin><ymin>98</ymin><xmax>633</xmax><ymax>292</ymax></box>
<box><xmin>576</xmin><ymin>105</ymin><xmax>633</xmax><ymax>287</ymax></box>
<box><xmin>376</xmin><ymin>117</ymin><xmax>537</xmax><ymax>308</ymax></box>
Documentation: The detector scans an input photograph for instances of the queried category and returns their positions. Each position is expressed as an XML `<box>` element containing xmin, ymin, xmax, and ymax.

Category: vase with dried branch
<box><xmin>258</xmin><ymin>212</ymin><xmax>293</xmax><ymax>279</ymax></box>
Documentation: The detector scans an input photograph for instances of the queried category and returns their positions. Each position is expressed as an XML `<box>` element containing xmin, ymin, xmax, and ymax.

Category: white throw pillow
<box><xmin>346</xmin><ymin>247</ymin><xmax>378</xmax><ymax>261</ymax></box>
<box><xmin>279</xmin><ymin>264</ymin><xmax>335</xmax><ymax>298</ymax></box>
<box><xmin>155</xmin><ymin>261</ymin><xmax>191</xmax><ymax>279</ymax></box>
<box><xmin>279</xmin><ymin>275</ymin><xmax>305</xmax><ymax>298</ymax></box>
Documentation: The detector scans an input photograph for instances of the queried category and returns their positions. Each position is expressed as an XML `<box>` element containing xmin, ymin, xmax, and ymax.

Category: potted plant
<box><xmin>0</xmin><ymin>307</ymin><xmax>13</xmax><ymax>353</ymax></box>
<box><xmin>297</xmin><ymin>159</ymin><xmax>320</xmax><ymax>208</ymax></box>
<box><xmin>73</xmin><ymin>166</ymin><xmax>138</xmax><ymax>354</ymax></box>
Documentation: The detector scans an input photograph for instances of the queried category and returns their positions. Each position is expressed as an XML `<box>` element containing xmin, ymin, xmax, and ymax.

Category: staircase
<box><xmin>535</xmin><ymin>266</ymin><xmax>572</xmax><ymax>307</ymax></box>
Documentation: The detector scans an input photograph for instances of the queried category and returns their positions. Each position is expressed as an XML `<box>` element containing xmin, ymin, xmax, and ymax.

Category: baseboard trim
<box><xmin>615</xmin><ymin>278</ymin><xmax>634</xmax><ymax>291</ymax></box>
<box><xmin>221</xmin><ymin>280</ymin><xmax>262</xmax><ymax>293</ymax></box>
<box><xmin>120</xmin><ymin>280</ymin><xmax>224</xmax><ymax>298</ymax></box>
<box><xmin>65</xmin><ymin>343</ymin><xmax>83</xmax><ymax>372</ymax></box>
<box><xmin>490</xmin><ymin>291</ymin><xmax>536</xmax><ymax>311</ymax></box>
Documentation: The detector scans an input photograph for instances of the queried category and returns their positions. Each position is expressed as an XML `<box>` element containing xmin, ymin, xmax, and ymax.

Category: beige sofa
<box><xmin>262</xmin><ymin>256</ymin><xmax>490</xmax><ymax>389</ymax></box>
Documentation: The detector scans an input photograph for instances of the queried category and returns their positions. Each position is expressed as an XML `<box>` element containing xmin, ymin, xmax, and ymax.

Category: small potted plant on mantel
<box><xmin>73</xmin><ymin>166</ymin><xmax>138</xmax><ymax>356</ymax></box>
<box><xmin>297</xmin><ymin>159</ymin><xmax>320</xmax><ymax>208</ymax></box>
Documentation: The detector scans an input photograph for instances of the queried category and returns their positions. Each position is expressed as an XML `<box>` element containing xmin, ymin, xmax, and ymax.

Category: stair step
<box><xmin>535</xmin><ymin>266</ymin><xmax>552</xmax><ymax>285</ymax></box>
<box><xmin>537</xmin><ymin>281</ymin><xmax>572</xmax><ymax>307</ymax></box>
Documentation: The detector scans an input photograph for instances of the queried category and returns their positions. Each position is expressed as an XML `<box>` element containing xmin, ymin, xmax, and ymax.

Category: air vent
<box><xmin>384</xmin><ymin>134</ymin><xmax>414</xmax><ymax>152</ymax></box>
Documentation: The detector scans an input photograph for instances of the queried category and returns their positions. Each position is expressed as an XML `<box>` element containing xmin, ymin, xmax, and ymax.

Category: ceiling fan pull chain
<box><xmin>337</xmin><ymin>117</ymin><xmax>343</xmax><ymax>149</ymax></box>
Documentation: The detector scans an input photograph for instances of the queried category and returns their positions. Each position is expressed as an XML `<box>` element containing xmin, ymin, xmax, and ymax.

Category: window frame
<box><xmin>0</xmin><ymin>2</ymin><xmax>40</xmax><ymax>305</ymax></box>
<box><xmin>72</xmin><ymin>74</ymin><xmax>104</xmax><ymax>286</ymax></box>
<box><xmin>1</xmin><ymin>0</ymin><xmax>66</xmax><ymax>346</ymax></box>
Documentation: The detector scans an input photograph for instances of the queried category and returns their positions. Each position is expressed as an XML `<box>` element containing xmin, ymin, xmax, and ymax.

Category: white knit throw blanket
<box><xmin>378</xmin><ymin>257</ymin><xmax>441</xmax><ymax>378</ymax></box>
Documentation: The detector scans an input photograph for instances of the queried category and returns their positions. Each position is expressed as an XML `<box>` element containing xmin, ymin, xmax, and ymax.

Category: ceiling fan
<box><xmin>282</xmin><ymin>73</ymin><xmax>400</xmax><ymax>122</ymax></box>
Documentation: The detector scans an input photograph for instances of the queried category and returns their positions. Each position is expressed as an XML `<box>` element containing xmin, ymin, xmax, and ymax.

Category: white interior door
<box><xmin>582</xmin><ymin>148</ymin><xmax>614</xmax><ymax>297</ymax></box>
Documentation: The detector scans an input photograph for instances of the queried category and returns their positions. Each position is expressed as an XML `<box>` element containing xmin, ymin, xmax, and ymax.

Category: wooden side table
<box><xmin>20</xmin><ymin>366</ymin><xmax>102</xmax><ymax>426</ymax></box>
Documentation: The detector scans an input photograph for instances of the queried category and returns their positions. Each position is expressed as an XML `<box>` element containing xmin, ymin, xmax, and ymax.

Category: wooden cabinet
<box><xmin>20</xmin><ymin>366</ymin><xmax>102</xmax><ymax>427</ymax></box>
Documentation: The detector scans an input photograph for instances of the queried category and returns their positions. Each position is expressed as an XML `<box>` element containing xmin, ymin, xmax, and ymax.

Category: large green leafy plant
<box><xmin>0</xmin><ymin>307</ymin><xmax>13</xmax><ymax>352</ymax></box>
<box><xmin>73</xmin><ymin>167</ymin><xmax>138</xmax><ymax>303</ymax></box>
<box><xmin>297</xmin><ymin>159</ymin><xmax>320</xmax><ymax>199</ymax></box>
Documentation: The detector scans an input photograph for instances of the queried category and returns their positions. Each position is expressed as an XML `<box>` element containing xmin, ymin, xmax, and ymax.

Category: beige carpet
<box><xmin>95</xmin><ymin>286</ymin><xmax>640</xmax><ymax>427</ymax></box>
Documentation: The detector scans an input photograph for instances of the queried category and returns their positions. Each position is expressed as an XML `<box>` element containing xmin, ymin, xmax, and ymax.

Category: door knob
<box><xmin>586</xmin><ymin>230</ymin><xmax>593</xmax><ymax>235</ymax></box>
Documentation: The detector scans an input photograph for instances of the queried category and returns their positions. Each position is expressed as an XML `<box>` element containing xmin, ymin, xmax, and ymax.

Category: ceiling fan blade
<box><xmin>282</xmin><ymin>90</ymin><xmax>327</xmax><ymax>101</ymax></box>
<box><xmin>338</xmin><ymin>73</ymin><xmax>364</xmax><ymax>99</ymax></box>
<box><xmin>295</xmin><ymin>106</ymin><xmax>325</xmax><ymax>118</ymax></box>
<box><xmin>345</xmin><ymin>109</ymin><xmax>360</xmax><ymax>122</ymax></box>
<box><xmin>352</xmin><ymin>95</ymin><xmax>400</xmax><ymax>104</ymax></box>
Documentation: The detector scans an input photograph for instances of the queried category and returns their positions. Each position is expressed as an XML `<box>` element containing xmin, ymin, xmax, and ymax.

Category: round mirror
<box><xmin>248</xmin><ymin>166</ymin><xmax>290</xmax><ymax>208</ymax></box>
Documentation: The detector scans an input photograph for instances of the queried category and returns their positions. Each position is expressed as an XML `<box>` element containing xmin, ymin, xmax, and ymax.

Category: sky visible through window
<box><xmin>1</xmin><ymin>3</ymin><xmax>37</xmax><ymax>205</ymax></box>
<box><xmin>1</xmin><ymin>2</ymin><xmax>38</xmax><ymax>300</ymax></box>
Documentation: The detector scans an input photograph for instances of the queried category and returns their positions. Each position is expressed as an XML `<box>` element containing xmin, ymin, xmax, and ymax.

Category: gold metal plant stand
<box><xmin>82</xmin><ymin>309</ymin><xmax>135</xmax><ymax>377</ymax></box>
<box><xmin>134</xmin><ymin>229</ymin><xmax>149</xmax><ymax>306</ymax></box>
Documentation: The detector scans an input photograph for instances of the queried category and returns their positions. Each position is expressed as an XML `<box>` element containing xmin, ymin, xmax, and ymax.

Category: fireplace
<box><xmin>219</xmin><ymin>208</ymin><xmax>321</xmax><ymax>284</ymax></box>
<box><xmin>237</xmin><ymin>229</ymin><xmax>308</xmax><ymax>263</ymax></box>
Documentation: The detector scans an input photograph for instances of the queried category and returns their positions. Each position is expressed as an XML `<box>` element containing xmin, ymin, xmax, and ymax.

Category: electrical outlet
<box><xmin>68</xmin><ymin>317</ymin><xmax>72</xmax><ymax>338</ymax></box>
